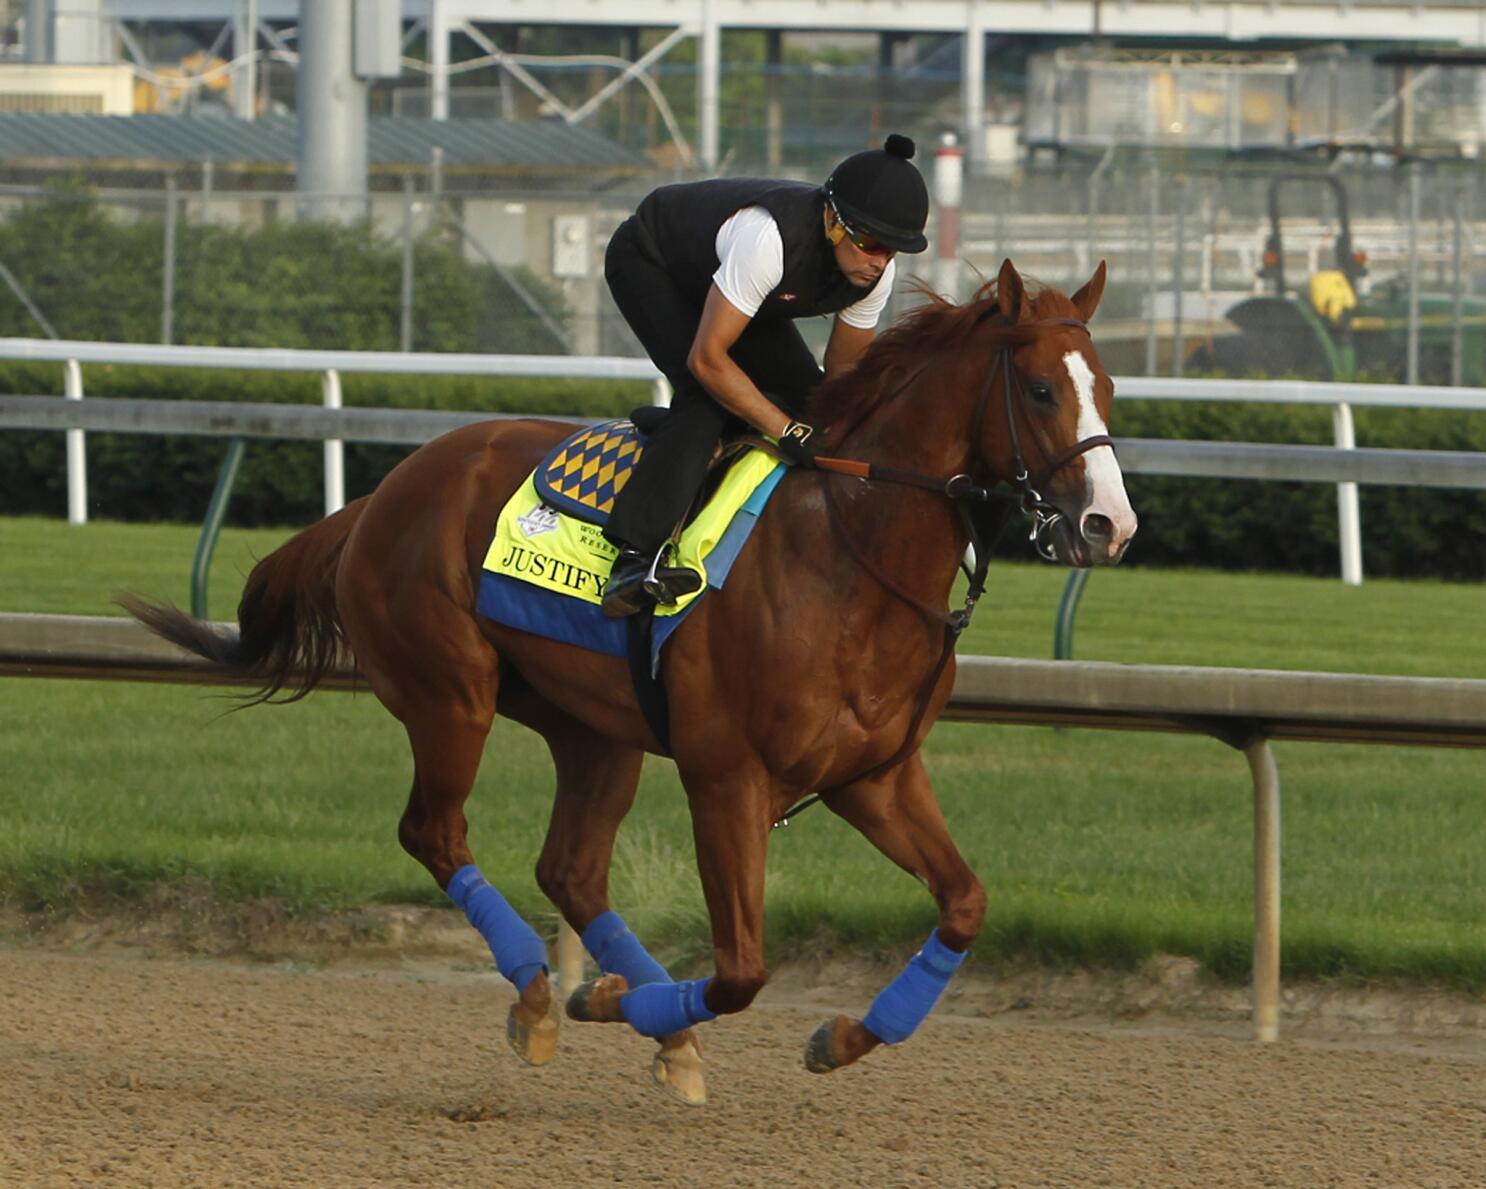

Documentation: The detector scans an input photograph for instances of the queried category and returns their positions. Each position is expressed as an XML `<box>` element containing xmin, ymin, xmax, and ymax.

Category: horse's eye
<box><xmin>1028</xmin><ymin>380</ymin><xmax>1055</xmax><ymax>404</ymax></box>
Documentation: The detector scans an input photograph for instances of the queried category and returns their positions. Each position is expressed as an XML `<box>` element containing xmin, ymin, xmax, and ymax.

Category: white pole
<box><xmin>698</xmin><ymin>0</ymin><xmax>720</xmax><ymax>171</ymax></box>
<box><xmin>65</xmin><ymin>358</ymin><xmax>85</xmax><ymax>525</ymax></box>
<box><xmin>234</xmin><ymin>0</ymin><xmax>258</xmax><ymax>121</ymax></box>
<box><xmin>961</xmin><ymin>7</ymin><xmax>985</xmax><ymax>174</ymax></box>
<box><xmin>296</xmin><ymin>0</ymin><xmax>367</xmax><ymax>223</ymax></box>
<box><xmin>429</xmin><ymin>0</ymin><xmax>449</xmax><ymax>121</ymax></box>
<box><xmin>323</xmin><ymin>368</ymin><xmax>345</xmax><ymax>515</ymax></box>
<box><xmin>933</xmin><ymin>132</ymin><xmax>963</xmax><ymax>301</ymax></box>
<box><xmin>1246</xmin><ymin>736</ymin><xmax>1281</xmax><ymax>1044</ymax></box>
<box><xmin>1333</xmin><ymin>402</ymin><xmax>1362</xmax><ymax>586</ymax></box>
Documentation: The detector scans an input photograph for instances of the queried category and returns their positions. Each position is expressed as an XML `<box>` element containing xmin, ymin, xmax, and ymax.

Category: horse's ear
<box><xmin>1071</xmin><ymin>260</ymin><xmax>1107</xmax><ymax>323</ymax></box>
<box><xmin>996</xmin><ymin>258</ymin><xmax>1029</xmax><ymax>323</ymax></box>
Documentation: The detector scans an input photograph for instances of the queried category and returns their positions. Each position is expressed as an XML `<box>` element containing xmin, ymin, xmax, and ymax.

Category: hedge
<box><xmin>8</xmin><ymin>372</ymin><xmax>1484</xmax><ymax>579</ymax></box>
<box><xmin>1101</xmin><ymin>401</ymin><xmax>1486</xmax><ymax>579</ymax></box>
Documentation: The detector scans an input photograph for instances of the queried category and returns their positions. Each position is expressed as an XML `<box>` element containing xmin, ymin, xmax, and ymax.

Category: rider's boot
<box><xmin>601</xmin><ymin>545</ymin><xmax>702</xmax><ymax>618</ymax></box>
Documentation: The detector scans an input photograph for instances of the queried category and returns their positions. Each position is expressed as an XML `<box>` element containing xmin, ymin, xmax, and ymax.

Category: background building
<box><xmin>0</xmin><ymin>1</ymin><xmax>1479</xmax><ymax>370</ymax></box>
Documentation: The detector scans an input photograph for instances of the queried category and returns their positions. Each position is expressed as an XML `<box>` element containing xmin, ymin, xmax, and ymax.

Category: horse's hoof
<box><xmin>805</xmin><ymin>1017</ymin><xmax>845</xmax><ymax>1073</ymax></box>
<box><xmin>565</xmin><ymin>973</ymin><xmax>629</xmax><ymax>1024</ymax></box>
<box><xmin>652</xmin><ymin>1034</ymin><xmax>706</xmax><ymax>1106</ymax></box>
<box><xmin>506</xmin><ymin>1001</ymin><xmax>559</xmax><ymax>1066</ymax></box>
<box><xmin>805</xmin><ymin>1015</ymin><xmax>878</xmax><ymax>1074</ymax></box>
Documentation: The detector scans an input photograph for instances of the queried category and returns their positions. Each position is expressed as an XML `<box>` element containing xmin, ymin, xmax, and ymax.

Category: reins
<box><xmin>771</xmin><ymin>316</ymin><xmax>1114</xmax><ymax>828</ymax></box>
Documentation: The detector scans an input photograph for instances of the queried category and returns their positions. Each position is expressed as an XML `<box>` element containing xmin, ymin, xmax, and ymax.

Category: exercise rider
<box><xmin>600</xmin><ymin>133</ymin><xmax>931</xmax><ymax>617</ymax></box>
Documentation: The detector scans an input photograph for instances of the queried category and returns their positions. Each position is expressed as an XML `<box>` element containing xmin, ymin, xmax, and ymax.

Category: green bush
<box><xmin>1099</xmin><ymin>400</ymin><xmax>1486</xmax><ymax>579</ymax></box>
<box><xmin>0</xmin><ymin>185</ymin><xmax>571</xmax><ymax>353</ymax></box>
<box><xmin>0</xmin><ymin>189</ymin><xmax>651</xmax><ymax>524</ymax></box>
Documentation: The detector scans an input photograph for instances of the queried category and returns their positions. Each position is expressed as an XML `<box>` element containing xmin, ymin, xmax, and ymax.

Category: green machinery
<box><xmin>1188</xmin><ymin>174</ymin><xmax>1486</xmax><ymax>384</ymax></box>
<box><xmin>1055</xmin><ymin>173</ymin><xmax>1486</xmax><ymax>660</ymax></box>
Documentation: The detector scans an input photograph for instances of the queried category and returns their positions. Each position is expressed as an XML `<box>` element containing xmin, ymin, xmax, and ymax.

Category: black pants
<box><xmin>602</xmin><ymin>217</ymin><xmax>823</xmax><ymax>554</ymax></box>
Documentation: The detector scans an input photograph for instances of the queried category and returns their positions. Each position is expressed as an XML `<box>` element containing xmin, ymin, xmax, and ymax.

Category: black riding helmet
<box><xmin>823</xmin><ymin>133</ymin><xmax>930</xmax><ymax>254</ymax></box>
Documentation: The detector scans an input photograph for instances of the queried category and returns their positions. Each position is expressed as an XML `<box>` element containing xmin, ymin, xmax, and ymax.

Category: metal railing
<box><xmin>0</xmin><ymin>337</ymin><xmax>671</xmax><ymax>528</ymax></box>
<box><xmin>6</xmin><ymin>390</ymin><xmax>1485</xmax><ymax>635</ymax></box>
<box><xmin>3</xmin><ymin>336</ymin><xmax>1484</xmax><ymax>586</ymax></box>
<box><xmin>7</xmin><ymin>610</ymin><xmax>1486</xmax><ymax>1043</ymax></box>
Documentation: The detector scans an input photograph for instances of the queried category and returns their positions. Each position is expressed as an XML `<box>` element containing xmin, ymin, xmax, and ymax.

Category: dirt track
<box><xmin>2</xmin><ymin>915</ymin><xmax>1483</xmax><ymax>1188</ymax></box>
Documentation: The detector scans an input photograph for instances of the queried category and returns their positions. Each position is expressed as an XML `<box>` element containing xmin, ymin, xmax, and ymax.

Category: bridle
<box><xmin>772</xmin><ymin>315</ymin><xmax>1115</xmax><ymax>827</ymax></box>
<box><xmin>811</xmin><ymin>314</ymin><xmax>1115</xmax><ymax>601</ymax></box>
<box><xmin>981</xmin><ymin>317</ymin><xmax>1116</xmax><ymax>562</ymax></box>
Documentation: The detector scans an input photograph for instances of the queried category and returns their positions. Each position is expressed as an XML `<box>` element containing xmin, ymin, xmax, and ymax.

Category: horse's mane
<box><xmin>808</xmin><ymin>275</ymin><xmax>1079</xmax><ymax>444</ymax></box>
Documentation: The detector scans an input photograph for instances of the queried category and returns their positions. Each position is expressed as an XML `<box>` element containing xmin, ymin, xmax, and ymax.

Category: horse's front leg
<box><xmin>806</xmin><ymin>751</ymin><xmax>986</xmax><ymax>1073</ymax></box>
<box><xmin>566</xmin><ymin>773</ymin><xmax>773</xmax><ymax>1104</ymax></box>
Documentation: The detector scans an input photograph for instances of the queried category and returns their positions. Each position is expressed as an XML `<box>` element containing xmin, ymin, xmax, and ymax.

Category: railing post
<box><xmin>1053</xmin><ymin>569</ymin><xmax>1091</xmax><ymax>660</ymax></box>
<box><xmin>1245</xmin><ymin>735</ymin><xmax>1282</xmax><ymax>1044</ymax></box>
<box><xmin>323</xmin><ymin>369</ymin><xmax>345</xmax><ymax>516</ymax></box>
<box><xmin>1333</xmin><ymin>401</ymin><xmax>1362</xmax><ymax>586</ymax></box>
<box><xmin>191</xmin><ymin>438</ymin><xmax>246</xmax><ymax>619</ymax></box>
<box><xmin>65</xmin><ymin>359</ymin><xmax>86</xmax><ymax>525</ymax></box>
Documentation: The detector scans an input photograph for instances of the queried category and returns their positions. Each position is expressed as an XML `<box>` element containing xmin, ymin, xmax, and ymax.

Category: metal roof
<box><xmin>0</xmin><ymin>113</ymin><xmax>649</xmax><ymax>170</ymax></box>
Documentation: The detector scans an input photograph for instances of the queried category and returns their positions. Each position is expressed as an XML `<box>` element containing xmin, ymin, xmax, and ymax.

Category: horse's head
<box><xmin>976</xmin><ymin>259</ymin><xmax>1137</xmax><ymax>568</ymax></box>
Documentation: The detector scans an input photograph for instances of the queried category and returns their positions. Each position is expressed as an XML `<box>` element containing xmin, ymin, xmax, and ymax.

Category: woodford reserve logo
<box><xmin>515</xmin><ymin>503</ymin><xmax>559</xmax><ymax>537</ymax></box>
<box><xmin>498</xmin><ymin>502</ymin><xmax>612</xmax><ymax>598</ymax></box>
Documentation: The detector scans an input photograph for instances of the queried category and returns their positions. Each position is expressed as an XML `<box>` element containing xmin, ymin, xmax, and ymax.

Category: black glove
<box><xmin>776</xmin><ymin>420</ymin><xmax>819</xmax><ymax>468</ymax></box>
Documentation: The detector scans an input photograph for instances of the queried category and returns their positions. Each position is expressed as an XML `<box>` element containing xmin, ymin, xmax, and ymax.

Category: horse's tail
<box><xmin>118</xmin><ymin>497</ymin><xmax>368</xmax><ymax>706</ymax></box>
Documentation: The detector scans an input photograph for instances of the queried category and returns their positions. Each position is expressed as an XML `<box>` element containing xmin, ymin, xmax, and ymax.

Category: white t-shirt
<box><xmin>711</xmin><ymin>206</ymin><xmax>895</xmax><ymax>330</ymax></box>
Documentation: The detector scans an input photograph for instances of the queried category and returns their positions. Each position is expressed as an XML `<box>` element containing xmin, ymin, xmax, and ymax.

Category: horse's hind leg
<box><xmin>395</xmin><ymin>691</ymin><xmax>558</xmax><ymax>1067</ymax></box>
<box><xmin>805</xmin><ymin>752</ymin><xmax>986</xmax><ymax>1073</ymax></box>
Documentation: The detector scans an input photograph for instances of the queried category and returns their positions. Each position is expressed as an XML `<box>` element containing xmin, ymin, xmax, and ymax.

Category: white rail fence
<box><xmin>3</xmin><ymin>337</ymin><xmax>1486</xmax><ymax>584</ymax></box>
<box><xmin>5</xmin><ymin>611</ymin><xmax>1486</xmax><ymax>1044</ymax></box>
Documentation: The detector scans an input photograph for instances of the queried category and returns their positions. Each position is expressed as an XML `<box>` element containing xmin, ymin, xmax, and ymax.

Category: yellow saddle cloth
<box><xmin>480</xmin><ymin>419</ymin><xmax>784</xmax><ymax>623</ymax></box>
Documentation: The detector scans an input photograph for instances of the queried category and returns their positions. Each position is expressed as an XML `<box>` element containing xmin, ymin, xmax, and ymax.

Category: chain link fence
<box><xmin>0</xmin><ymin>151</ymin><xmax>1479</xmax><ymax>384</ymax></box>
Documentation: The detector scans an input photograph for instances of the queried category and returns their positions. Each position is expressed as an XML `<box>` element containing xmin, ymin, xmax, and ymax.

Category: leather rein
<box><xmin>773</xmin><ymin>316</ymin><xmax>1114</xmax><ymax>827</ymax></box>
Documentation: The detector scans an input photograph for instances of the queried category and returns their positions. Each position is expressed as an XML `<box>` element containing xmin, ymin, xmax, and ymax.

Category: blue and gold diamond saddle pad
<box><xmin>534</xmin><ymin>418</ymin><xmax>644</xmax><ymax>525</ymax></box>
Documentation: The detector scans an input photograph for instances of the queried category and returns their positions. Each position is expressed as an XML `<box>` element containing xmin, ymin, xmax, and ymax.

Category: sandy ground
<box><xmin>1</xmin><ymin>908</ymin><xmax>1482</xmax><ymax>1189</ymax></box>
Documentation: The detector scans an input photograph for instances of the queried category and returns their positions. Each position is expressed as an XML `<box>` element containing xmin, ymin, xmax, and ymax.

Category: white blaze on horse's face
<box><xmin>1062</xmin><ymin>350</ymin><xmax>1138</xmax><ymax>563</ymax></box>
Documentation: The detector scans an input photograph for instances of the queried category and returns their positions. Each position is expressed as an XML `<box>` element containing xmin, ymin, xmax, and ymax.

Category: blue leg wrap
<box><xmin>581</xmin><ymin>910</ymin><xmax>672</xmax><ymax>988</ymax></box>
<box><xmin>860</xmin><ymin>929</ymin><xmax>967</xmax><ymax>1045</ymax></box>
<box><xmin>619</xmin><ymin>978</ymin><xmax>718</xmax><ymax>1038</ymax></box>
<box><xmin>447</xmin><ymin>865</ymin><xmax>548</xmax><ymax>992</ymax></box>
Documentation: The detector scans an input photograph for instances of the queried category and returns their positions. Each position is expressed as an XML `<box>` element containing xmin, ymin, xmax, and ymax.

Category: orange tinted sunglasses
<box><xmin>829</xmin><ymin>200</ymin><xmax>894</xmax><ymax>258</ymax></box>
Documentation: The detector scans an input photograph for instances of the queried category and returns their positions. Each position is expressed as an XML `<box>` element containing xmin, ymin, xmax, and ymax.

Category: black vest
<box><xmin>631</xmin><ymin>178</ymin><xmax>877</xmax><ymax>321</ymax></box>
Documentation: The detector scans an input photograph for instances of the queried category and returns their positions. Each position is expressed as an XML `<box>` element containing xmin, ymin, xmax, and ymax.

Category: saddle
<box><xmin>534</xmin><ymin>406</ymin><xmax>753</xmax><ymax>536</ymax></box>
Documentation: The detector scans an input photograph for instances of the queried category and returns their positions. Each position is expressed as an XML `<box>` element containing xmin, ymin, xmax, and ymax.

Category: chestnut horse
<box><xmin>124</xmin><ymin>259</ymin><xmax>1136</xmax><ymax>1105</ymax></box>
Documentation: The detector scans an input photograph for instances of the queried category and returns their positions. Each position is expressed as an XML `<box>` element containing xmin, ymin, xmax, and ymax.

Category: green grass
<box><xmin>1</xmin><ymin>515</ymin><xmax>1483</xmax><ymax>986</ymax></box>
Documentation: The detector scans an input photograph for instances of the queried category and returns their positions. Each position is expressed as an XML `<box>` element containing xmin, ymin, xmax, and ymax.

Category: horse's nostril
<box><xmin>1082</xmin><ymin>512</ymin><xmax>1114</xmax><ymax>544</ymax></box>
